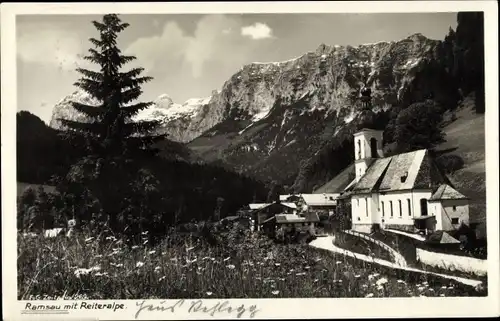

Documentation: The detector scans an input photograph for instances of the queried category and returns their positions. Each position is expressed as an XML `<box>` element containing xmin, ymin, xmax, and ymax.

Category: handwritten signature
<box><xmin>135</xmin><ymin>299</ymin><xmax>260</xmax><ymax>319</ymax></box>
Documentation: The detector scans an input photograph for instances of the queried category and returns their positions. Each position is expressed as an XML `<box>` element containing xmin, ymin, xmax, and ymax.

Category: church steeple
<box><xmin>353</xmin><ymin>87</ymin><xmax>384</xmax><ymax>183</ymax></box>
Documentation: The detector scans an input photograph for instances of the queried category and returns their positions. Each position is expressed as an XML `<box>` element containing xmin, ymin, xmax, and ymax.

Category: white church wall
<box><xmin>411</xmin><ymin>190</ymin><xmax>433</xmax><ymax>218</ymax></box>
<box><xmin>378</xmin><ymin>191</ymin><xmax>415</xmax><ymax>226</ymax></box>
<box><xmin>351</xmin><ymin>194</ymin><xmax>374</xmax><ymax>233</ymax></box>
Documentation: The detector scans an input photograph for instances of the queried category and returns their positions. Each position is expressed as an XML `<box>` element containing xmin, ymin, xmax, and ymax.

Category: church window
<box><xmin>381</xmin><ymin>201</ymin><xmax>385</xmax><ymax>217</ymax></box>
<box><xmin>370</xmin><ymin>138</ymin><xmax>378</xmax><ymax>158</ymax></box>
<box><xmin>407</xmin><ymin>199</ymin><xmax>411</xmax><ymax>216</ymax></box>
<box><xmin>365</xmin><ymin>198</ymin><xmax>368</xmax><ymax>216</ymax></box>
<box><xmin>398</xmin><ymin>200</ymin><xmax>402</xmax><ymax>217</ymax></box>
<box><xmin>389</xmin><ymin>201</ymin><xmax>393</xmax><ymax>217</ymax></box>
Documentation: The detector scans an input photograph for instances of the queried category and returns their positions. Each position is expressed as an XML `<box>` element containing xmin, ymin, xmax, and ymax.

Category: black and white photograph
<box><xmin>1</xmin><ymin>1</ymin><xmax>499</xmax><ymax>319</ymax></box>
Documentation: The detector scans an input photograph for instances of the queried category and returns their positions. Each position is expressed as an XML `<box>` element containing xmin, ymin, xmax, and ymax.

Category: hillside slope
<box><xmin>437</xmin><ymin>95</ymin><xmax>486</xmax><ymax>238</ymax></box>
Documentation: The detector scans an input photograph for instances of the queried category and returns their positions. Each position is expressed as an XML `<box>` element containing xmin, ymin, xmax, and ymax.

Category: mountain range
<box><xmin>48</xmin><ymin>31</ymin><xmax>471</xmax><ymax>186</ymax></box>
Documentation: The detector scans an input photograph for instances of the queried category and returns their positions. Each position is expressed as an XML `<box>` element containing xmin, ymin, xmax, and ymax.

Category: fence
<box><xmin>415</xmin><ymin>248</ymin><xmax>487</xmax><ymax>276</ymax></box>
<box><xmin>343</xmin><ymin>229</ymin><xmax>408</xmax><ymax>267</ymax></box>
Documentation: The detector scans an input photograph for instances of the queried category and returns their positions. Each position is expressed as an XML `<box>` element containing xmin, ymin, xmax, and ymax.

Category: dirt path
<box><xmin>309</xmin><ymin>236</ymin><xmax>483</xmax><ymax>287</ymax></box>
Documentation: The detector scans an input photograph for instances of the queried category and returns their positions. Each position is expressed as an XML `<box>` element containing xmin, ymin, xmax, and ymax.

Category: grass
<box><xmin>17</xmin><ymin>228</ymin><xmax>487</xmax><ymax>300</ymax></box>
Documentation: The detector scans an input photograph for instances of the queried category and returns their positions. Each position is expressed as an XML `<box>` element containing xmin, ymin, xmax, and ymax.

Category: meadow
<box><xmin>17</xmin><ymin>225</ymin><xmax>487</xmax><ymax>300</ymax></box>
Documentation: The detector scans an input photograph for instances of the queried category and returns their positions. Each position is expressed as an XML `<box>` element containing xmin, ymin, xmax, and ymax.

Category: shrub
<box><xmin>436</xmin><ymin>154</ymin><xmax>465</xmax><ymax>174</ymax></box>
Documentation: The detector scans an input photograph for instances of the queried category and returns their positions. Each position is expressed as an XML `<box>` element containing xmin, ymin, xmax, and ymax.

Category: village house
<box><xmin>261</xmin><ymin>212</ymin><xmax>320</xmax><ymax>238</ymax></box>
<box><xmin>247</xmin><ymin>201</ymin><xmax>298</xmax><ymax>232</ymax></box>
<box><xmin>279</xmin><ymin>193</ymin><xmax>338</xmax><ymax>217</ymax></box>
<box><xmin>317</xmin><ymin>128</ymin><xmax>471</xmax><ymax>235</ymax></box>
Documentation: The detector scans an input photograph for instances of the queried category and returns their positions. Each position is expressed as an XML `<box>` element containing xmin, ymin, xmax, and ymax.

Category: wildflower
<box><xmin>154</xmin><ymin>266</ymin><xmax>161</xmax><ymax>273</ymax></box>
<box><xmin>94</xmin><ymin>272</ymin><xmax>109</xmax><ymax>277</ymax></box>
<box><xmin>136</xmin><ymin>262</ymin><xmax>144</xmax><ymax>268</ymax></box>
<box><xmin>304</xmin><ymin>266</ymin><xmax>310</xmax><ymax>270</ymax></box>
<box><xmin>314</xmin><ymin>279</ymin><xmax>319</xmax><ymax>283</ymax></box>
<box><xmin>131</xmin><ymin>245</ymin><xmax>139</xmax><ymax>250</ymax></box>
<box><xmin>186</xmin><ymin>246</ymin><xmax>195</xmax><ymax>252</ymax></box>
<box><xmin>397</xmin><ymin>280</ymin><xmax>406</xmax><ymax>284</ymax></box>
<box><xmin>335</xmin><ymin>261</ymin><xmax>342</xmax><ymax>265</ymax></box>
<box><xmin>355</xmin><ymin>274</ymin><xmax>361</xmax><ymax>278</ymax></box>
<box><xmin>143</xmin><ymin>240</ymin><xmax>149</xmax><ymax>245</ymax></box>
<box><xmin>271</xmin><ymin>290</ymin><xmax>280</xmax><ymax>295</ymax></box>
<box><xmin>159</xmin><ymin>276</ymin><xmax>166</xmax><ymax>281</ymax></box>
<box><xmin>377</xmin><ymin>285</ymin><xmax>384</xmax><ymax>291</ymax></box>
<box><xmin>85</xmin><ymin>237</ymin><xmax>94</xmax><ymax>243</ymax></box>
<box><xmin>368</xmin><ymin>275</ymin><xmax>375</xmax><ymax>280</ymax></box>
<box><xmin>170</xmin><ymin>257</ymin><xmax>178</xmax><ymax>261</ymax></box>
<box><xmin>206</xmin><ymin>292</ymin><xmax>213</xmax><ymax>296</ymax></box>
<box><xmin>372</xmin><ymin>273</ymin><xmax>380</xmax><ymax>277</ymax></box>
<box><xmin>417</xmin><ymin>286</ymin><xmax>425</xmax><ymax>291</ymax></box>
<box><xmin>362</xmin><ymin>284</ymin><xmax>368</xmax><ymax>288</ymax></box>
<box><xmin>148</xmin><ymin>250</ymin><xmax>156</xmax><ymax>255</ymax></box>
<box><xmin>74</xmin><ymin>268</ymin><xmax>90</xmax><ymax>278</ymax></box>
<box><xmin>141</xmin><ymin>231</ymin><xmax>149</xmax><ymax>235</ymax></box>
<box><xmin>187</xmin><ymin>258</ymin><xmax>198</xmax><ymax>264</ymax></box>
<box><xmin>441</xmin><ymin>286</ymin><xmax>447</xmax><ymax>289</ymax></box>
<box><xmin>365</xmin><ymin>293</ymin><xmax>374</xmax><ymax>298</ymax></box>
<box><xmin>226</xmin><ymin>264</ymin><xmax>236</xmax><ymax>270</ymax></box>
<box><xmin>202</xmin><ymin>256</ymin><xmax>210</xmax><ymax>261</ymax></box>
<box><xmin>105</xmin><ymin>236</ymin><xmax>116</xmax><ymax>241</ymax></box>
<box><xmin>295</xmin><ymin>272</ymin><xmax>307</xmax><ymax>276</ymax></box>
<box><xmin>95</xmin><ymin>254</ymin><xmax>103</xmax><ymax>258</ymax></box>
<box><xmin>376</xmin><ymin>278</ymin><xmax>388</xmax><ymax>286</ymax></box>
<box><xmin>274</xmin><ymin>263</ymin><xmax>281</xmax><ymax>267</ymax></box>
<box><xmin>314</xmin><ymin>258</ymin><xmax>322</xmax><ymax>262</ymax></box>
<box><xmin>440</xmin><ymin>294</ymin><xmax>445</xmax><ymax>297</ymax></box>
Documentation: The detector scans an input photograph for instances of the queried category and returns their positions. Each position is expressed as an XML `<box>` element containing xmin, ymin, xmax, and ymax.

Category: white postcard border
<box><xmin>2</xmin><ymin>1</ymin><xmax>499</xmax><ymax>320</ymax></box>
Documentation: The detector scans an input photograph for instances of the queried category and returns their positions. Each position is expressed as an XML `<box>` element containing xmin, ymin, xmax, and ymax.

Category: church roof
<box><xmin>429</xmin><ymin>184</ymin><xmax>468</xmax><ymax>201</ymax></box>
<box><xmin>313</xmin><ymin>163</ymin><xmax>356</xmax><ymax>193</ymax></box>
<box><xmin>352</xmin><ymin>149</ymin><xmax>452</xmax><ymax>193</ymax></box>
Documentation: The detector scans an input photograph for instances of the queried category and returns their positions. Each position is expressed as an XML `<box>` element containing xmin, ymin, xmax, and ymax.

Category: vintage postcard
<box><xmin>1</xmin><ymin>1</ymin><xmax>499</xmax><ymax>320</ymax></box>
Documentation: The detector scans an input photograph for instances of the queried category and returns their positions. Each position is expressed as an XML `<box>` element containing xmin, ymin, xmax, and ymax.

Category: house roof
<box><xmin>249</xmin><ymin>203</ymin><xmax>269</xmax><ymax>210</ymax></box>
<box><xmin>313</xmin><ymin>163</ymin><xmax>356</xmax><ymax>194</ymax></box>
<box><xmin>281</xmin><ymin>202</ymin><xmax>298</xmax><ymax>209</ymax></box>
<box><xmin>275</xmin><ymin>213</ymin><xmax>320</xmax><ymax>224</ymax></box>
<box><xmin>426</xmin><ymin>231</ymin><xmax>461</xmax><ymax>244</ymax></box>
<box><xmin>300</xmin><ymin>193</ymin><xmax>338</xmax><ymax>206</ymax></box>
<box><xmin>249</xmin><ymin>202</ymin><xmax>297</xmax><ymax>211</ymax></box>
<box><xmin>429</xmin><ymin>184</ymin><xmax>468</xmax><ymax>201</ymax></box>
<box><xmin>350</xmin><ymin>149</ymin><xmax>452</xmax><ymax>193</ymax></box>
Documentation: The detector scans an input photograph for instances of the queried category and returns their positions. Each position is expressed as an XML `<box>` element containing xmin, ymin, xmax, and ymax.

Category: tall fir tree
<box><xmin>57</xmin><ymin>14</ymin><xmax>164</xmax><ymax>231</ymax></box>
<box><xmin>59</xmin><ymin>14</ymin><xmax>163</xmax><ymax>159</ymax></box>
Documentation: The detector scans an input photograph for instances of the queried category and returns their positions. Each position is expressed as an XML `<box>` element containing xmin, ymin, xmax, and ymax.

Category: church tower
<box><xmin>353</xmin><ymin>129</ymin><xmax>384</xmax><ymax>183</ymax></box>
<box><xmin>353</xmin><ymin>86</ymin><xmax>384</xmax><ymax>183</ymax></box>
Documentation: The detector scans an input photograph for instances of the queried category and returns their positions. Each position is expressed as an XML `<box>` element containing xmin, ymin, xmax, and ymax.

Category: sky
<box><xmin>16</xmin><ymin>13</ymin><xmax>458</xmax><ymax>123</ymax></box>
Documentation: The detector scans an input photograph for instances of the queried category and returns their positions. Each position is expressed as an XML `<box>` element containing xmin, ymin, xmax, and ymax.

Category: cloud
<box><xmin>126</xmin><ymin>14</ymin><xmax>250</xmax><ymax>79</ymax></box>
<box><xmin>17</xmin><ymin>22</ymin><xmax>88</xmax><ymax>71</ymax></box>
<box><xmin>241</xmin><ymin>22</ymin><xmax>273</xmax><ymax>40</ymax></box>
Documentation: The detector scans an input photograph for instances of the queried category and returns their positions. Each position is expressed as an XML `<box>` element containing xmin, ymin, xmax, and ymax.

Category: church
<box><xmin>320</xmin><ymin>127</ymin><xmax>470</xmax><ymax>235</ymax></box>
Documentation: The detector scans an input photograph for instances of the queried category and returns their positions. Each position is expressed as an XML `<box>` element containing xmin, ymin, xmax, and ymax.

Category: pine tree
<box><xmin>59</xmin><ymin>14</ymin><xmax>162</xmax><ymax>159</ymax></box>
<box><xmin>57</xmin><ymin>14</ymin><xmax>164</xmax><ymax>232</ymax></box>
